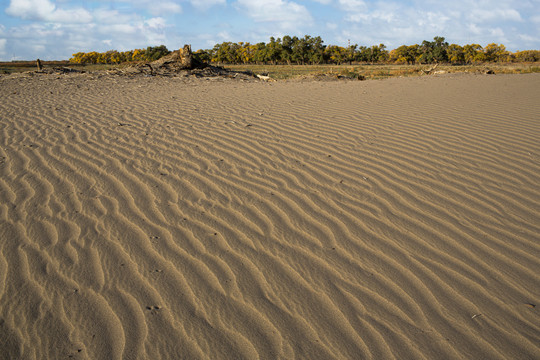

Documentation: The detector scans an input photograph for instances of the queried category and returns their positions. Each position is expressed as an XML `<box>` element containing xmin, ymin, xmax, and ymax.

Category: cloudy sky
<box><xmin>1</xmin><ymin>0</ymin><xmax>539</xmax><ymax>60</ymax></box>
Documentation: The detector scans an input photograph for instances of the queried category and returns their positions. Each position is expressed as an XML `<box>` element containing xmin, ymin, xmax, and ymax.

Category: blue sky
<box><xmin>1</xmin><ymin>0</ymin><xmax>539</xmax><ymax>60</ymax></box>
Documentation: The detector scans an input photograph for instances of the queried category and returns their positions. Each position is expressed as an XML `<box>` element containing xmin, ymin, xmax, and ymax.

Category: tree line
<box><xmin>70</xmin><ymin>36</ymin><xmax>540</xmax><ymax>65</ymax></box>
<box><xmin>199</xmin><ymin>36</ymin><xmax>540</xmax><ymax>65</ymax></box>
<box><xmin>70</xmin><ymin>45</ymin><xmax>170</xmax><ymax>64</ymax></box>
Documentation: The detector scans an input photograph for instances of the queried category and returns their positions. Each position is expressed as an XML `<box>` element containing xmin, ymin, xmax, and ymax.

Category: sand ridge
<box><xmin>0</xmin><ymin>72</ymin><xmax>539</xmax><ymax>359</ymax></box>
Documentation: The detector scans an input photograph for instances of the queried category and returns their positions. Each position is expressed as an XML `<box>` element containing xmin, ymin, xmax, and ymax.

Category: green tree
<box><xmin>291</xmin><ymin>35</ymin><xmax>307</xmax><ymax>64</ymax></box>
<box><xmin>145</xmin><ymin>45</ymin><xmax>170</xmax><ymax>61</ymax></box>
<box><xmin>194</xmin><ymin>49</ymin><xmax>210</xmax><ymax>63</ymax></box>
<box><xmin>266</xmin><ymin>37</ymin><xmax>282</xmax><ymax>64</ymax></box>
<box><xmin>433</xmin><ymin>36</ymin><xmax>449</xmax><ymax>62</ymax></box>
<box><xmin>309</xmin><ymin>36</ymin><xmax>326</xmax><ymax>64</ymax></box>
<box><xmin>364</xmin><ymin>44</ymin><xmax>388</xmax><ymax>63</ymax></box>
<box><xmin>420</xmin><ymin>36</ymin><xmax>448</xmax><ymax>63</ymax></box>
<box><xmin>213</xmin><ymin>42</ymin><xmax>240</xmax><ymax>63</ymax></box>
<box><xmin>356</xmin><ymin>46</ymin><xmax>370</xmax><ymax>62</ymax></box>
<box><xmin>281</xmin><ymin>35</ymin><xmax>294</xmax><ymax>65</ymax></box>
<box><xmin>252</xmin><ymin>42</ymin><xmax>267</xmax><ymax>64</ymax></box>
<box><xmin>346</xmin><ymin>44</ymin><xmax>358</xmax><ymax>64</ymax></box>
<box><xmin>292</xmin><ymin>35</ymin><xmax>312</xmax><ymax>65</ymax></box>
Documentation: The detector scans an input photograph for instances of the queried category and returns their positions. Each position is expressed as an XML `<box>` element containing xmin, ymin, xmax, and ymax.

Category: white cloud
<box><xmin>48</xmin><ymin>7</ymin><xmax>92</xmax><ymax>23</ymax></box>
<box><xmin>93</xmin><ymin>9</ymin><xmax>133</xmax><ymax>24</ymax></box>
<box><xmin>3</xmin><ymin>22</ymin><xmax>74</xmax><ymax>59</ymax></box>
<box><xmin>145</xmin><ymin>17</ymin><xmax>166</xmax><ymax>30</ymax></box>
<box><xmin>519</xmin><ymin>34</ymin><xmax>537</xmax><ymax>42</ymax></box>
<box><xmin>105</xmin><ymin>0</ymin><xmax>181</xmax><ymax>15</ymax></box>
<box><xmin>345</xmin><ymin>9</ymin><xmax>395</xmax><ymax>24</ymax></box>
<box><xmin>467</xmin><ymin>23</ymin><xmax>482</xmax><ymax>36</ymax></box>
<box><xmin>417</xmin><ymin>11</ymin><xmax>451</xmax><ymax>29</ymax></box>
<box><xmin>6</xmin><ymin>0</ymin><xmax>55</xmax><ymax>20</ymax></box>
<box><xmin>489</xmin><ymin>27</ymin><xmax>505</xmax><ymax>37</ymax></box>
<box><xmin>2</xmin><ymin>9</ymin><xmax>172</xmax><ymax>59</ymax></box>
<box><xmin>217</xmin><ymin>31</ymin><xmax>231</xmax><ymax>41</ymax></box>
<box><xmin>340</xmin><ymin>0</ymin><xmax>396</xmax><ymax>23</ymax></box>
<box><xmin>149</xmin><ymin>1</ymin><xmax>182</xmax><ymax>16</ymax></box>
<box><xmin>1</xmin><ymin>0</ymin><xmax>538</xmax><ymax>60</ymax></box>
<box><xmin>468</xmin><ymin>8</ymin><xmax>522</xmax><ymax>23</ymax></box>
<box><xmin>5</xmin><ymin>0</ymin><xmax>179</xmax><ymax>24</ymax></box>
<box><xmin>338</xmin><ymin>0</ymin><xmax>367</xmax><ymax>13</ymax></box>
<box><xmin>6</xmin><ymin>0</ymin><xmax>92</xmax><ymax>23</ymax></box>
<box><xmin>516</xmin><ymin>32</ymin><xmax>539</xmax><ymax>49</ymax></box>
<box><xmin>9</xmin><ymin>22</ymin><xmax>65</xmax><ymax>38</ymax></box>
<box><xmin>332</xmin><ymin>0</ymin><xmax>533</xmax><ymax>50</ymax></box>
<box><xmin>190</xmin><ymin>0</ymin><xmax>225</xmax><ymax>11</ymax></box>
<box><xmin>102</xmin><ymin>23</ymin><xmax>137</xmax><ymax>35</ymax></box>
<box><xmin>235</xmin><ymin>0</ymin><xmax>313</xmax><ymax>30</ymax></box>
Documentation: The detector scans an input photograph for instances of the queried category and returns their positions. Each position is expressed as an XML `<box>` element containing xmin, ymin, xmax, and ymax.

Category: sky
<box><xmin>1</xmin><ymin>0</ymin><xmax>539</xmax><ymax>60</ymax></box>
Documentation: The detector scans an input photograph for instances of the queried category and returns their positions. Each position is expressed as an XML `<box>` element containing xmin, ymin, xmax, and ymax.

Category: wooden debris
<box><xmin>421</xmin><ymin>63</ymin><xmax>439</xmax><ymax>75</ymax></box>
<box><xmin>256</xmin><ymin>74</ymin><xmax>272</xmax><ymax>81</ymax></box>
<box><xmin>118</xmin><ymin>44</ymin><xmax>260</xmax><ymax>80</ymax></box>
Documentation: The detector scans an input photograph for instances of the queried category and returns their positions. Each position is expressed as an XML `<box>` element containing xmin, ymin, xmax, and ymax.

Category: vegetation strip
<box><xmin>66</xmin><ymin>36</ymin><xmax>539</xmax><ymax>66</ymax></box>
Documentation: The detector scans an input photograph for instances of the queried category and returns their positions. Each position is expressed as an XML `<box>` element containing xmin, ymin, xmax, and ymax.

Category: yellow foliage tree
<box><xmin>447</xmin><ymin>44</ymin><xmax>465</xmax><ymax>64</ymax></box>
<box><xmin>484</xmin><ymin>43</ymin><xmax>508</xmax><ymax>62</ymax></box>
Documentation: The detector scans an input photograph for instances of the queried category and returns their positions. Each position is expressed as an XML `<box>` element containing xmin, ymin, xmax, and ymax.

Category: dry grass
<box><xmin>2</xmin><ymin>61</ymin><xmax>539</xmax><ymax>79</ymax></box>
<box><xmin>0</xmin><ymin>61</ymin><xmax>119</xmax><ymax>74</ymax></box>
<box><xmin>224</xmin><ymin>63</ymin><xmax>540</xmax><ymax>80</ymax></box>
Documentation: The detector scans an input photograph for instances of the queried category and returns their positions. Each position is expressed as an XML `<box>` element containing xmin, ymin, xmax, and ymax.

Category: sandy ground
<box><xmin>1</xmin><ymin>72</ymin><xmax>539</xmax><ymax>359</ymax></box>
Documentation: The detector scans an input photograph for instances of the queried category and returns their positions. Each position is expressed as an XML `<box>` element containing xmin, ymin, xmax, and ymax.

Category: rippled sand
<box><xmin>1</xmin><ymin>72</ymin><xmax>539</xmax><ymax>359</ymax></box>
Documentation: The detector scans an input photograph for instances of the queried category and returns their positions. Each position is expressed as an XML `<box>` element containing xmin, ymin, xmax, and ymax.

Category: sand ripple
<box><xmin>1</xmin><ymin>73</ymin><xmax>539</xmax><ymax>359</ymax></box>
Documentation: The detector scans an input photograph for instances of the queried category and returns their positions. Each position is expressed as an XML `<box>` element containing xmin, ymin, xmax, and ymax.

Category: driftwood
<box><xmin>33</xmin><ymin>66</ymin><xmax>85</xmax><ymax>75</ymax></box>
<box><xmin>121</xmin><ymin>44</ymin><xmax>260</xmax><ymax>80</ymax></box>
<box><xmin>421</xmin><ymin>63</ymin><xmax>439</xmax><ymax>75</ymax></box>
<box><xmin>142</xmin><ymin>44</ymin><xmax>202</xmax><ymax>75</ymax></box>
<box><xmin>256</xmin><ymin>74</ymin><xmax>272</xmax><ymax>81</ymax></box>
<box><xmin>27</xmin><ymin>45</ymin><xmax>261</xmax><ymax>81</ymax></box>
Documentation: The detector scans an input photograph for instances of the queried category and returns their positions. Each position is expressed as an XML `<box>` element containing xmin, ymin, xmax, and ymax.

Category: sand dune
<box><xmin>1</xmin><ymin>72</ymin><xmax>539</xmax><ymax>359</ymax></box>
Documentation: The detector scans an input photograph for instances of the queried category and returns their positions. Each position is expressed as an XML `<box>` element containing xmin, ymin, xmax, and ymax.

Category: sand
<box><xmin>0</xmin><ymin>72</ymin><xmax>539</xmax><ymax>359</ymax></box>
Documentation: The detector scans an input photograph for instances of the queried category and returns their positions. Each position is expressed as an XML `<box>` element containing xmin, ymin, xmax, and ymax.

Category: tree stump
<box><xmin>142</xmin><ymin>44</ymin><xmax>202</xmax><ymax>75</ymax></box>
<box><xmin>180</xmin><ymin>44</ymin><xmax>193</xmax><ymax>68</ymax></box>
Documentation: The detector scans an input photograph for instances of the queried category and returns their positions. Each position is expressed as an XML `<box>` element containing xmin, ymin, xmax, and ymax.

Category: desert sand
<box><xmin>1</xmin><ymin>72</ymin><xmax>539</xmax><ymax>359</ymax></box>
